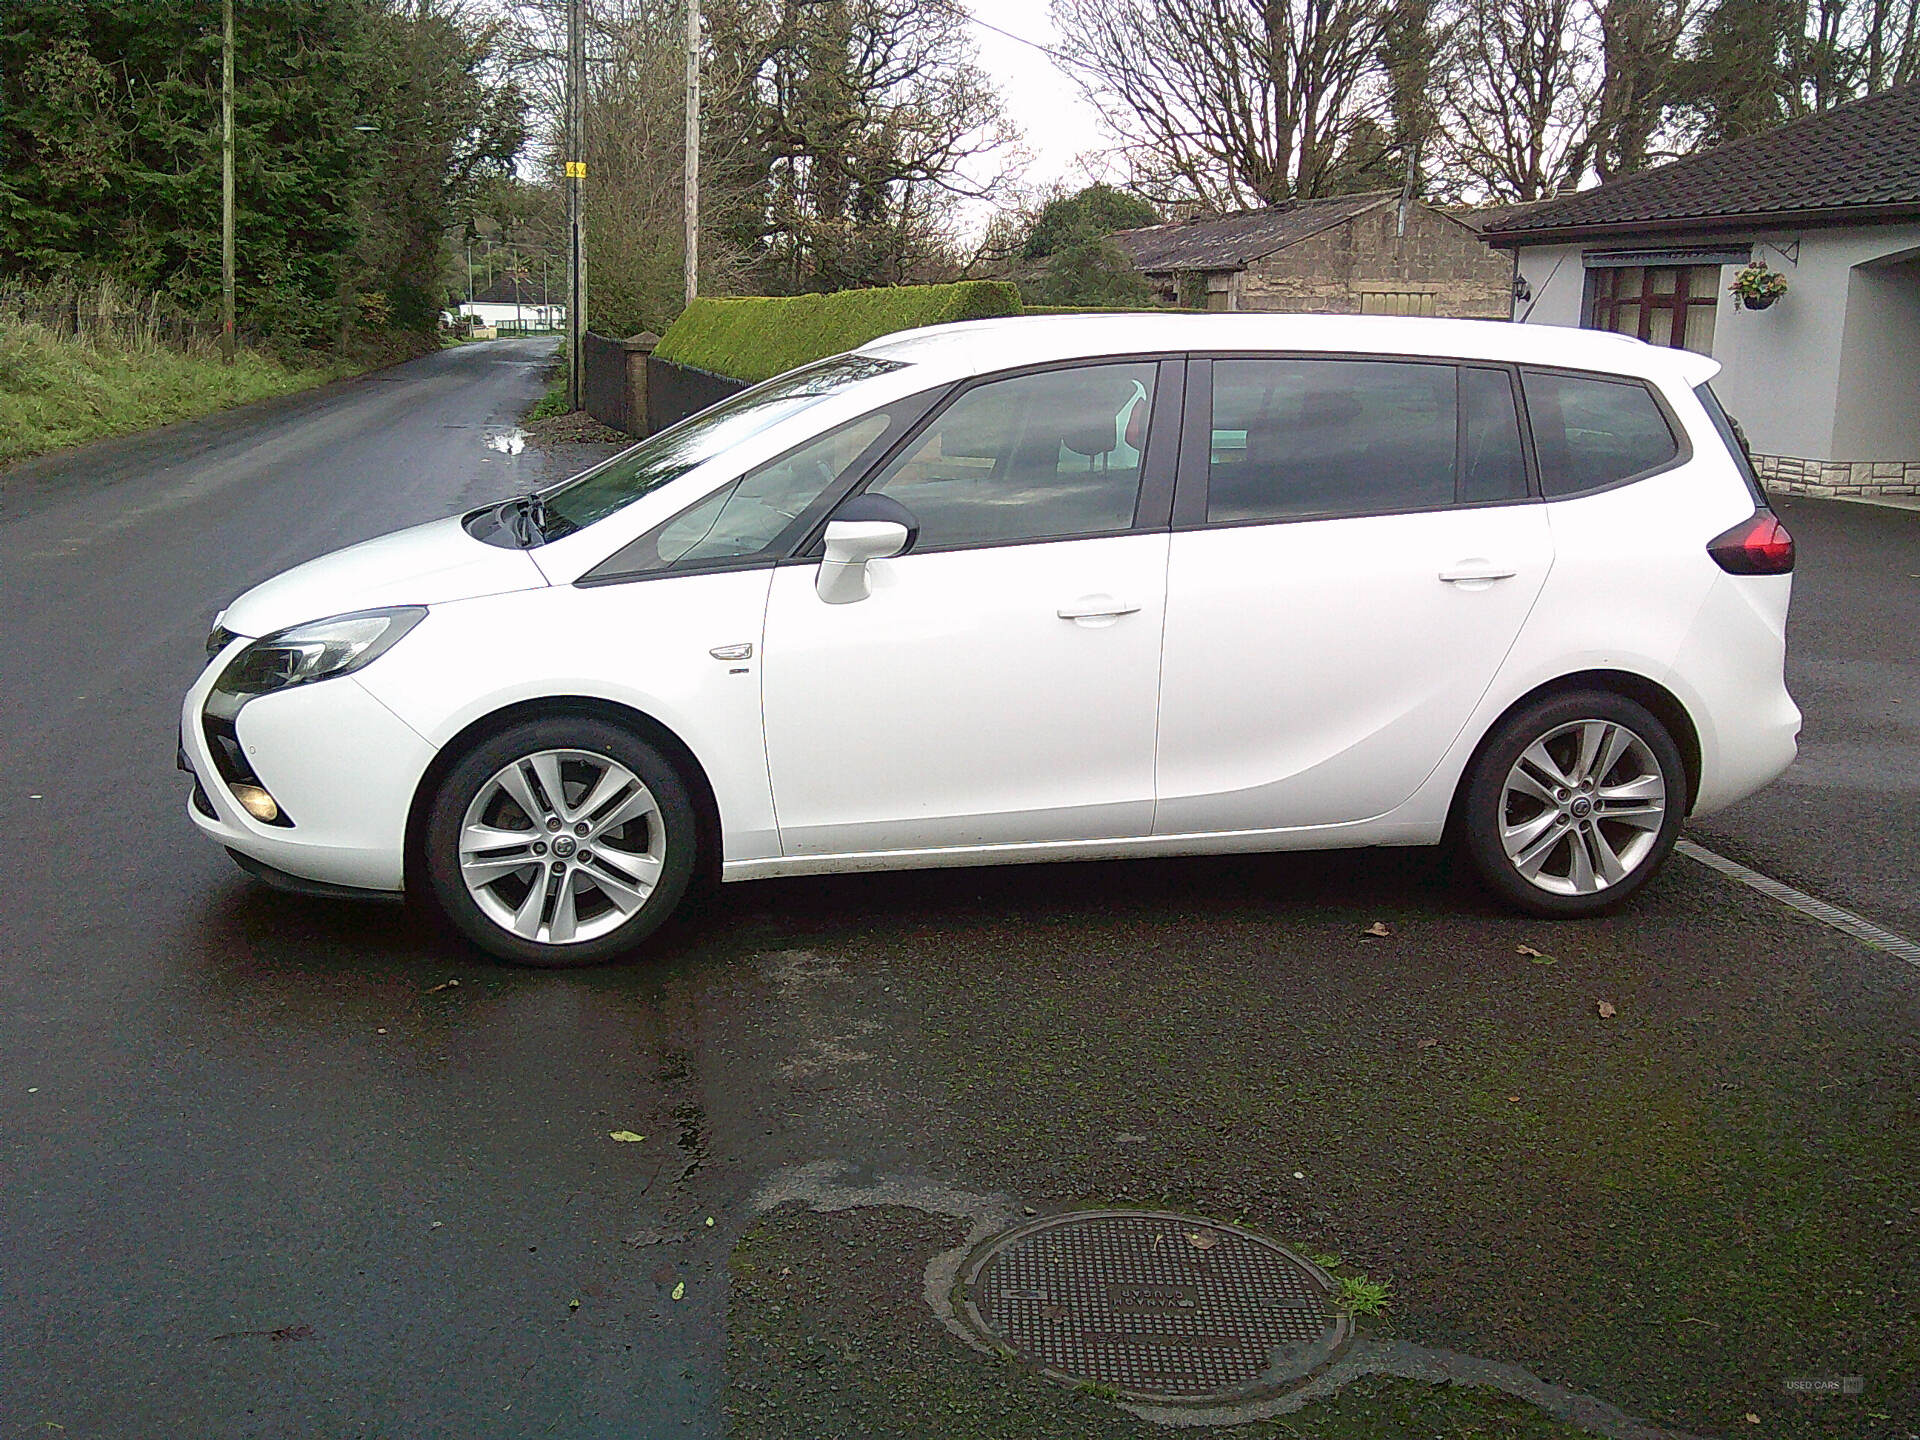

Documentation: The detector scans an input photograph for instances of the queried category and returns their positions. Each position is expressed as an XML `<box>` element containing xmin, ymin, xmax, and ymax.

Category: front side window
<box><xmin>1522</xmin><ymin>369</ymin><xmax>1680</xmax><ymax>497</ymax></box>
<box><xmin>860</xmin><ymin>362</ymin><xmax>1157</xmax><ymax>549</ymax></box>
<box><xmin>540</xmin><ymin>355</ymin><xmax>903</xmax><ymax>536</ymax></box>
<box><xmin>1206</xmin><ymin>358</ymin><xmax>1461</xmax><ymax>522</ymax></box>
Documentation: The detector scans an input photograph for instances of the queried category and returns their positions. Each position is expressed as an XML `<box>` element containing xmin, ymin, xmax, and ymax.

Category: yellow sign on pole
<box><xmin>565</xmin><ymin>161</ymin><xmax>587</xmax><ymax>178</ymax></box>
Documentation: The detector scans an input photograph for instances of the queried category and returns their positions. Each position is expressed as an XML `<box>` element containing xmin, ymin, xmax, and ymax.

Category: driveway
<box><xmin>0</xmin><ymin>344</ymin><xmax>1913</xmax><ymax>1440</ymax></box>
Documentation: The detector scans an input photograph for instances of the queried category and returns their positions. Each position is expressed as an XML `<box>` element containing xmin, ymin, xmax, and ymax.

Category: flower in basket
<box><xmin>1729</xmin><ymin>262</ymin><xmax>1788</xmax><ymax>308</ymax></box>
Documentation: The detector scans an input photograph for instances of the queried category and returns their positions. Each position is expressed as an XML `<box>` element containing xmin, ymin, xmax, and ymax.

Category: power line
<box><xmin>931</xmin><ymin>0</ymin><xmax>1105</xmax><ymax>81</ymax></box>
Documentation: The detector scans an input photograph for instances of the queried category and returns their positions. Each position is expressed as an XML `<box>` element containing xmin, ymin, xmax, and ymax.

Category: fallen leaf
<box><xmin>1417</xmin><ymin>1038</ymin><xmax>1438</xmax><ymax>1049</ymax></box>
<box><xmin>1115</xmin><ymin>1133</ymin><xmax>1147</xmax><ymax>1143</ymax></box>
<box><xmin>424</xmin><ymin>978</ymin><xmax>460</xmax><ymax>993</ymax></box>
<box><xmin>1745</xmin><ymin>1416</ymin><xmax>1761</xmax><ymax>1426</ymax></box>
<box><xmin>704</xmin><ymin>1216</ymin><xmax>715</xmax><ymax>1227</ymax></box>
<box><xmin>1188</xmin><ymin>1230</ymin><xmax>1219</xmax><ymax>1251</ymax></box>
<box><xmin>1516</xmin><ymin>944</ymin><xmax>1555</xmax><ymax>965</ymax></box>
<box><xmin>568</xmin><ymin>1298</ymin><xmax>580</xmax><ymax>1311</ymax></box>
<box><xmin>778</xmin><ymin>1266</ymin><xmax>793</xmax><ymax>1277</ymax></box>
<box><xmin>608</xmin><ymin>1130</ymin><xmax>646</xmax><ymax>1143</ymax></box>
<box><xmin>1364</xmin><ymin>921</ymin><xmax>1391</xmax><ymax>937</ymax></box>
<box><xmin>1598</xmin><ymin>1000</ymin><xmax>1617</xmax><ymax>1018</ymax></box>
<box><xmin>429</xmin><ymin>1220</ymin><xmax>443</xmax><ymax>1230</ymax></box>
<box><xmin>1507</xmin><ymin>1095</ymin><xmax>1522</xmax><ymax>1103</ymax></box>
<box><xmin>671</xmin><ymin>1281</ymin><xmax>686</xmax><ymax>1301</ymax></box>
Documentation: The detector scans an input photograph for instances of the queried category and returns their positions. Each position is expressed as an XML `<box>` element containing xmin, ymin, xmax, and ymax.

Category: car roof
<box><xmin>857</xmin><ymin>313</ymin><xmax>1720</xmax><ymax>389</ymax></box>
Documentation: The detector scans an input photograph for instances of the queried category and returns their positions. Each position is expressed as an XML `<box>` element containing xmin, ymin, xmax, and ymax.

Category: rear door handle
<box><xmin>1439</xmin><ymin>563</ymin><xmax>1518</xmax><ymax>584</ymax></box>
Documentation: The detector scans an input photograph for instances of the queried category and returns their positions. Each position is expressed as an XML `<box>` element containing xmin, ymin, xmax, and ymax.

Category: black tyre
<box><xmin>1461</xmin><ymin>689</ymin><xmax>1686</xmax><ymax>919</ymax></box>
<box><xmin>423</xmin><ymin>716</ymin><xmax>697</xmax><ymax>966</ymax></box>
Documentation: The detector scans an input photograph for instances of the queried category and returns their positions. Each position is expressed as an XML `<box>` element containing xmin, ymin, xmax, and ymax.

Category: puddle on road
<box><xmin>484</xmin><ymin>427</ymin><xmax>528</xmax><ymax>454</ymax></box>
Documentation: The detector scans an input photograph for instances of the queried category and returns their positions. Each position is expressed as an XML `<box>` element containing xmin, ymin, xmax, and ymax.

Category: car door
<box><xmin>761</xmin><ymin>358</ymin><xmax>1182</xmax><ymax>858</ymax></box>
<box><xmin>1154</xmin><ymin>355</ymin><xmax>1554</xmax><ymax>834</ymax></box>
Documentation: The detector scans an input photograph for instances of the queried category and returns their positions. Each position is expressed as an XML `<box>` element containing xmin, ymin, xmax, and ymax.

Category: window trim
<box><xmin>1584</xmin><ymin>263</ymin><xmax>1721</xmax><ymax>352</ymax></box>
<box><xmin>1515</xmin><ymin>363</ymin><xmax>1693</xmax><ymax>502</ymax></box>
<box><xmin>787</xmin><ymin>353</ymin><xmax>1187</xmax><ymax>561</ymax></box>
<box><xmin>1171</xmin><ymin>350</ymin><xmax>1546</xmax><ymax>532</ymax></box>
<box><xmin>575</xmin><ymin>386</ymin><xmax>950</xmax><ymax>588</ymax></box>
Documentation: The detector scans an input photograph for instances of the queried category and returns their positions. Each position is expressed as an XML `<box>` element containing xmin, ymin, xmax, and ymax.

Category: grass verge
<box><xmin>0</xmin><ymin>323</ymin><xmax>352</xmax><ymax>464</ymax></box>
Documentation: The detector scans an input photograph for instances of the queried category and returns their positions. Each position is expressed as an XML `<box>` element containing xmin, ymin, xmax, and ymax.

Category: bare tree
<box><xmin>500</xmin><ymin>0</ymin><xmax>760</xmax><ymax>332</ymax></box>
<box><xmin>1051</xmin><ymin>0</ymin><xmax>1396</xmax><ymax>211</ymax></box>
<box><xmin>1437</xmin><ymin>0</ymin><xmax>1604</xmax><ymax>200</ymax></box>
<box><xmin>1591</xmin><ymin>0</ymin><xmax>1700</xmax><ymax>178</ymax></box>
<box><xmin>706</xmin><ymin>0</ymin><xmax>1016</xmax><ymax>291</ymax></box>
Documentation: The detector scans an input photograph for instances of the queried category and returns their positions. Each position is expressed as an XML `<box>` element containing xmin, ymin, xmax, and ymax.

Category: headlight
<box><xmin>212</xmin><ymin>607</ymin><xmax>426</xmax><ymax>700</ymax></box>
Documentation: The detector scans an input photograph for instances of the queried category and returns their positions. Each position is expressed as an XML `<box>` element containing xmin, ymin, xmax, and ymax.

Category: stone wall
<box><xmin>1236</xmin><ymin>202</ymin><xmax>1513</xmax><ymax>319</ymax></box>
<box><xmin>1755</xmin><ymin>452</ymin><xmax>1920</xmax><ymax>498</ymax></box>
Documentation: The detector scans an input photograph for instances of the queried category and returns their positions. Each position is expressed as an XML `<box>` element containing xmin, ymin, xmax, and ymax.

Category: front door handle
<box><xmin>1439</xmin><ymin>563</ymin><xmax>1518</xmax><ymax>584</ymax></box>
<box><xmin>1057</xmin><ymin>596</ymin><xmax>1141</xmax><ymax>622</ymax></box>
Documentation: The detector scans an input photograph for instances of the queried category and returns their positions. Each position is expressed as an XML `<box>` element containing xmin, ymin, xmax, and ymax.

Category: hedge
<box><xmin>652</xmin><ymin>281</ymin><xmax>1022</xmax><ymax>383</ymax></box>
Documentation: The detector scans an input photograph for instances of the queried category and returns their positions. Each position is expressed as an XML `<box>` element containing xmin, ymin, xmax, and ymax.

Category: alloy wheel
<box><xmin>457</xmin><ymin>748</ymin><xmax>666</xmax><ymax>945</ymax></box>
<box><xmin>1498</xmin><ymin>719</ymin><xmax>1666</xmax><ymax>897</ymax></box>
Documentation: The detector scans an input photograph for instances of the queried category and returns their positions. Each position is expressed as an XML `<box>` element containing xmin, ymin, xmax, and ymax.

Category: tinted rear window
<box><xmin>1208</xmin><ymin>358</ymin><xmax>1457</xmax><ymax>522</ymax></box>
<box><xmin>1522</xmin><ymin>370</ymin><xmax>1679</xmax><ymax>497</ymax></box>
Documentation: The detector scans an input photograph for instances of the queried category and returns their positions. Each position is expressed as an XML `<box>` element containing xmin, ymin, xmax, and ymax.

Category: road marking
<box><xmin>1677</xmin><ymin>839</ymin><xmax>1920</xmax><ymax>971</ymax></box>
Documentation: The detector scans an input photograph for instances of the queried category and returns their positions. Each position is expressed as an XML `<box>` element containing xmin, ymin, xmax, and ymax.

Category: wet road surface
<box><xmin>1</xmin><ymin>342</ymin><xmax>1914</xmax><ymax>1439</ymax></box>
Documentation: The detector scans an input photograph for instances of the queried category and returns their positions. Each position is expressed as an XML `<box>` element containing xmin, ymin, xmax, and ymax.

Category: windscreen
<box><xmin>538</xmin><ymin>354</ymin><xmax>905</xmax><ymax>536</ymax></box>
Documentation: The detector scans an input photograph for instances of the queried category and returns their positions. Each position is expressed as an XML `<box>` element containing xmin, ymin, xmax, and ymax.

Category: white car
<box><xmin>181</xmin><ymin>314</ymin><xmax>1799</xmax><ymax>965</ymax></box>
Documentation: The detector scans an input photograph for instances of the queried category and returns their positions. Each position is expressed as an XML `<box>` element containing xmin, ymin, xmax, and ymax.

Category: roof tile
<box><xmin>1486</xmin><ymin>82</ymin><xmax>1920</xmax><ymax>237</ymax></box>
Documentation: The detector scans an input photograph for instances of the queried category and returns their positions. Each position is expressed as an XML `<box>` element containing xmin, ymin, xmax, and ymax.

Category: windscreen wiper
<box><xmin>505</xmin><ymin>490</ymin><xmax>548</xmax><ymax>547</ymax></box>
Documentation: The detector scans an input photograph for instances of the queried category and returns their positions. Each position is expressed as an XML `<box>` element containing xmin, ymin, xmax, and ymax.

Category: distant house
<box><xmin>1484</xmin><ymin>83</ymin><xmax>1920</xmax><ymax>501</ymax></box>
<box><xmin>455</xmin><ymin>275</ymin><xmax>564</xmax><ymax>332</ymax></box>
<box><xmin>1113</xmin><ymin>192</ymin><xmax>1517</xmax><ymax>319</ymax></box>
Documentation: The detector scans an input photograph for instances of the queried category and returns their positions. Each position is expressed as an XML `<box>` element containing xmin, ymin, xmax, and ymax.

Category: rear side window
<box><xmin>1522</xmin><ymin>369</ymin><xmax>1679</xmax><ymax>497</ymax></box>
<box><xmin>1207</xmin><ymin>358</ymin><xmax>1457</xmax><ymax>522</ymax></box>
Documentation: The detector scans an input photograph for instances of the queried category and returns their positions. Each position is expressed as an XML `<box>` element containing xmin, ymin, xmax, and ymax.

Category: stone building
<box><xmin>1113</xmin><ymin>192</ymin><xmax>1517</xmax><ymax>319</ymax></box>
<box><xmin>1486</xmin><ymin>82</ymin><xmax>1920</xmax><ymax>502</ymax></box>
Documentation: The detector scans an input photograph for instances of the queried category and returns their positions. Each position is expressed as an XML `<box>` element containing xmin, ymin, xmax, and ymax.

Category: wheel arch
<box><xmin>404</xmin><ymin>696</ymin><xmax>725</xmax><ymax>897</ymax></box>
<box><xmin>1447</xmin><ymin>669</ymin><xmax>1702</xmax><ymax>835</ymax></box>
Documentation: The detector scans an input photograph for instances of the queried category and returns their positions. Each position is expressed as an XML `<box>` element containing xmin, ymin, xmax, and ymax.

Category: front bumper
<box><xmin>181</xmin><ymin>642</ymin><xmax>437</xmax><ymax>893</ymax></box>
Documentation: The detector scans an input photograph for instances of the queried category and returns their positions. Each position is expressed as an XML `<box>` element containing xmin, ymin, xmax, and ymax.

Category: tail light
<box><xmin>1708</xmin><ymin>510</ymin><xmax>1795</xmax><ymax>575</ymax></box>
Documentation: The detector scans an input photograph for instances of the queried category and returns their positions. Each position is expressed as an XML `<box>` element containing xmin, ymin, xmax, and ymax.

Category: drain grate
<box><xmin>955</xmin><ymin>1210</ymin><xmax>1348</xmax><ymax>1404</ymax></box>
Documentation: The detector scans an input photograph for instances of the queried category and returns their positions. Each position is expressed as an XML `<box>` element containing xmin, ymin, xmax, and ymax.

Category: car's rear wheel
<box><xmin>1461</xmin><ymin>690</ymin><xmax>1685</xmax><ymax>918</ymax></box>
<box><xmin>424</xmin><ymin>717</ymin><xmax>696</xmax><ymax>966</ymax></box>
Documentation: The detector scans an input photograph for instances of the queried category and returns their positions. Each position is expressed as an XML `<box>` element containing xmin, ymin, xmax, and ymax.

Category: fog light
<box><xmin>230</xmin><ymin>783</ymin><xmax>281</xmax><ymax>823</ymax></box>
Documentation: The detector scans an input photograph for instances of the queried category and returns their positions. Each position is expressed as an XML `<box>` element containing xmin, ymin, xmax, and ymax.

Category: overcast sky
<box><xmin>955</xmin><ymin>0</ymin><xmax>1119</xmax><ymax>234</ymax></box>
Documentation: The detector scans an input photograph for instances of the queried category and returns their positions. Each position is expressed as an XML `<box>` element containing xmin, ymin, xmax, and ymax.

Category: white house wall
<box><xmin>1513</xmin><ymin>223</ymin><xmax>1920</xmax><ymax>496</ymax></box>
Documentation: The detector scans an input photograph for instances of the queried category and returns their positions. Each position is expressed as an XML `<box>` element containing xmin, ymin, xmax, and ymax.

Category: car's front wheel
<box><xmin>1461</xmin><ymin>690</ymin><xmax>1685</xmax><ymax>918</ymax></box>
<box><xmin>424</xmin><ymin>717</ymin><xmax>696</xmax><ymax>966</ymax></box>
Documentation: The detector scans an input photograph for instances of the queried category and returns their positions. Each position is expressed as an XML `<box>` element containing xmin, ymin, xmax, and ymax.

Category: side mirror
<box><xmin>816</xmin><ymin>495</ymin><xmax>918</xmax><ymax>604</ymax></box>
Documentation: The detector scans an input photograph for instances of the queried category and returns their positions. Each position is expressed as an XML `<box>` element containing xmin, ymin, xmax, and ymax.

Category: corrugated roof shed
<box><xmin>1485</xmin><ymin>82</ymin><xmax>1920</xmax><ymax>241</ymax></box>
<box><xmin>1114</xmin><ymin>193</ymin><xmax>1393</xmax><ymax>272</ymax></box>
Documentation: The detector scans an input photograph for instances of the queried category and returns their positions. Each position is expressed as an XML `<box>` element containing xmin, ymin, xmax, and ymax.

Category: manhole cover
<box><xmin>955</xmin><ymin>1210</ymin><xmax>1348</xmax><ymax>1404</ymax></box>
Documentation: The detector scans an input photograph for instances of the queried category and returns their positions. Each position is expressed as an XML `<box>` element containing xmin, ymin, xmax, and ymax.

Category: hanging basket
<box><xmin>1730</xmin><ymin>262</ymin><xmax>1788</xmax><ymax>311</ymax></box>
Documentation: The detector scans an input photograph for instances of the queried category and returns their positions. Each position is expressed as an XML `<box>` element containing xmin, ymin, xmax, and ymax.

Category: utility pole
<box><xmin>220</xmin><ymin>0</ymin><xmax>235</xmax><ymax>363</ymax></box>
<box><xmin>684</xmin><ymin>0</ymin><xmax>700</xmax><ymax>306</ymax></box>
<box><xmin>565</xmin><ymin>0</ymin><xmax>587</xmax><ymax>408</ymax></box>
